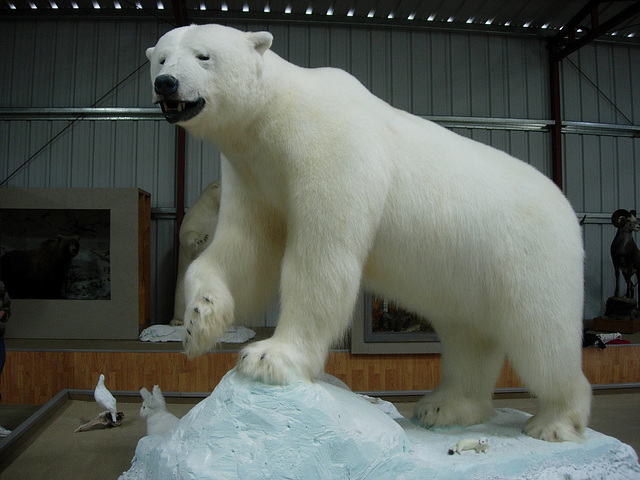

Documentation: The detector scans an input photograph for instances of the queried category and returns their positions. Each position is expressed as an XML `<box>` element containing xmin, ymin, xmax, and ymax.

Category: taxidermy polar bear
<box><xmin>146</xmin><ymin>24</ymin><xmax>591</xmax><ymax>442</ymax></box>
<box><xmin>171</xmin><ymin>179</ymin><xmax>221</xmax><ymax>326</ymax></box>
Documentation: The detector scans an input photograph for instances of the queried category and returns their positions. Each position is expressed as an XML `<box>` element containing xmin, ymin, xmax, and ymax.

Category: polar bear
<box><xmin>171</xmin><ymin>179</ymin><xmax>221</xmax><ymax>326</ymax></box>
<box><xmin>146</xmin><ymin>24</ymin><xmax>591</xmax><ymax>442</ymax></box>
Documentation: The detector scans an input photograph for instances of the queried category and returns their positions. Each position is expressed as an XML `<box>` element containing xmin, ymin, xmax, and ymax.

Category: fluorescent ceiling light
<box><xmin>407</xmin><ymin>12</ymin><xmax>415</xmax><ymax>20</ymax></box>
<box><xmin>347</xmin><ymin>8</ymin><xmax>354</xmax><ymax>16</ymax></box>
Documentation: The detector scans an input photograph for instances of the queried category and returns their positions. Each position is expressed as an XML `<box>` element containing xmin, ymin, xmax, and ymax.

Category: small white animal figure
<box><xmin>448</xmin><ymin>437</ymin><xmax>490</xmax><ymax>455</ymax></box>
<box><xmin>94</xmin><ymin>373</ymin><xmax>117</xmax><ymax>423</ymax></box>
<box><xmin>139</xmin><ymin>385</ymin><xmax>179</xmax><ymax>436</ymax></box>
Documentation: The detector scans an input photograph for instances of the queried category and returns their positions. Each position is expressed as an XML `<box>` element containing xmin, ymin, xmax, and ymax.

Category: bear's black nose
<box><xmin>154</xmin><ymin>75</ymin><xmax>179</xmax><ymax>96</ymax></box>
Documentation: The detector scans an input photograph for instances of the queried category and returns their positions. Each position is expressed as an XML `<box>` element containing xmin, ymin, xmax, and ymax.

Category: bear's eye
<box><xmin>196</xmin><ymin>54</ymin><xmax>210</xmax><ymax>61</ymax></box>
<box><xmin>159</xmin><ymin>57</ymin><xmax>166</xmax><ymax>65</ymax></box>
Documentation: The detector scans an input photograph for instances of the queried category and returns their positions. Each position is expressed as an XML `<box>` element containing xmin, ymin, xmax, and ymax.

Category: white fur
<box><xmin>146</xmin><ymin>23</ymin><xmax>591</xmax><ymax>442</ymax></box>
<box><xmin>171</xmin><ymin>180</ymin><xmax>221</xmax><ymax>326</ymax></box>
<box><xmin>139</xmin><ymin>385</ymin><xmax>179</xmax><ymax>436</ymax></box>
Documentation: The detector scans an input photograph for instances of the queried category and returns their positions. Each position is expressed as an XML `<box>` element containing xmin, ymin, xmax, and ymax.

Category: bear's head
<box><xmin>57</xmin><ymin>235</ymin><xmax>80</xmax><ymax>259</ymax></box>
<box><xmin>146</xmin><ymin>24</ymin><xmax>273</xmax><ymax>133</ymax></box>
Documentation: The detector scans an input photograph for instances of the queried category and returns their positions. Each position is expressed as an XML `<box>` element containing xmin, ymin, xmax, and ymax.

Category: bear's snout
<box><xmin>154</xmin><ymin>75</ymin><xmax>179</xmax><ymax>96</ymax></box>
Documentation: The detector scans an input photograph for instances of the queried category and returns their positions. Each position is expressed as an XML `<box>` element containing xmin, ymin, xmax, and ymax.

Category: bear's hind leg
<box><xmin>508</xmin><ymin>339</ymin><xmax>591</xmax><ymax>442</ymax></box>
<box><xmin>415</xmin><ymin>329</ymin><xmax>504</xmax><ymax>428</ymax></box>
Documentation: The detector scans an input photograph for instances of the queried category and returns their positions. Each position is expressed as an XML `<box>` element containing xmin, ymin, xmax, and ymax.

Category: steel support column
<box><xmin>547</xmin><ymin>0</ymin><xmax>640</xmax><ymax>190</ymax></box>
<box><xmin>549</xmin><ymin>50</ymin><xmax>563</xmax><ymax>190</ymax></box>
<box><xmin>172</xmin><ymin>0</ymin><xmax>188</xmax><ymax>243</ymax></box>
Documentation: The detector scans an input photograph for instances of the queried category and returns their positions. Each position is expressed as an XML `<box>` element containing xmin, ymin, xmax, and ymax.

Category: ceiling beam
<box><xmin>171</xmin><ymin>0</ymin><xmax>188</xmax><ymax>26</ymax></box>
<box><xmin>550</xmin><ymin>0</ymin><xmax>640</xmax><ymax>60</ymax></box>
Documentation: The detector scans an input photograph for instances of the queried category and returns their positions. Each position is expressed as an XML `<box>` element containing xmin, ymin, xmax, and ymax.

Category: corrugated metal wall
<box><xmin>1</xmin><ymin>18</ymin><xmax>638</xmax><ymax>324</ymax></box>
<box><xmin>562</xmin><ymin>42</ymin><xmax>640</xmax><ymax>318</ymax></box>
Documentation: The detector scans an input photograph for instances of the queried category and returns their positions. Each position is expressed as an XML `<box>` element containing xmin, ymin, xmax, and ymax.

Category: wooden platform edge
<box><xmin>0</xmin><ymin>346</ymin><xmax>638</xmax><ymax>405</ymax></box>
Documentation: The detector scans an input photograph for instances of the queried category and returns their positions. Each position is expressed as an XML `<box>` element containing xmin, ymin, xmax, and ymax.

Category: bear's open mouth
<box><xmin>158</xmin><ymin>98</ymin><xmax>206</xmax><ymax>124</ymax></box>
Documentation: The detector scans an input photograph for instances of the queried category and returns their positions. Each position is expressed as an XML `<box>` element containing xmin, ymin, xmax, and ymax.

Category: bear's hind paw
<box><xmin>415</xmin><ymin>394</ymin><xmax>494</xmax><ymax>428</ymax></box>
<box><xmin>524</xmin><ymin>414</ymin><xmax>586</xmax><ymax>443</ymax></box>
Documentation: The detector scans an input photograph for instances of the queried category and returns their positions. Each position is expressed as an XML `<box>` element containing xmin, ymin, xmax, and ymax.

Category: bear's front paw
<box><xmin>184</xmin><ymin>231</ymin><xmax>211</xmax><ymax>254</ymax></box>
<box><xmin>194</xmin><ymin>233</ymin><xmax>209</xmax><ymax>248</ymax></box>
<box><xmin>237</xmin><ymin>339</ymin><xmax>312</xmax><ymax>385</ymax></box>
<box><xmin>183</xmin><ymin>280</ymin><xmax>234</xmax><ymax>359</ymax></box>
<box><xmin>414</xmin><ymin>392</ymin><xmax>494</xmax><ymax>428</ymax></box>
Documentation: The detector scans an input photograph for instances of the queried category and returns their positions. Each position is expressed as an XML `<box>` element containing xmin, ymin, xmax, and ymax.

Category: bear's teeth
<box><xmin>178</xmin><ymin>103</ymin><xmax>184</xmax><ymax>112</ymax></box>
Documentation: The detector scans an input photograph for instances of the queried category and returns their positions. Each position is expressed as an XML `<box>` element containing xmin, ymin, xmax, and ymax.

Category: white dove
<box><xmin>94</xmin><ymin>374</ymin><xmax>117</xmax><ymax>423</ymax></box>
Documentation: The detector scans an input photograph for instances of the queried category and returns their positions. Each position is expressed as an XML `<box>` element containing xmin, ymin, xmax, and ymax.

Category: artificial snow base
<box><xmin>120</xmin><ymin>369</ymin><xmax>640</xmax><ymax>480</ymax></box>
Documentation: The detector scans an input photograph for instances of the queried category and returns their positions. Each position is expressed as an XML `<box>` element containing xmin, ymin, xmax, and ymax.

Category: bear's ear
<box><xmin>146</xmin><ymin>47</ymin><xmax>155</xmax><ymax>61</ymax></box>
<box><xmin>249</xmin><ymin>31</ymin><xmax>273</xmax><ymax>55</ymax></box>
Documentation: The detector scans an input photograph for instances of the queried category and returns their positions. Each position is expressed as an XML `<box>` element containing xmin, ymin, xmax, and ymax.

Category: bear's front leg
<box><xmin>183</xmin><ymin>257</ymin><xmax>235</xmax><ymax>358</ymax></box>
<box><xmin>237</xmin><ymin>237</ymin><xmax>365</xmax><ymax>384</ymax></box>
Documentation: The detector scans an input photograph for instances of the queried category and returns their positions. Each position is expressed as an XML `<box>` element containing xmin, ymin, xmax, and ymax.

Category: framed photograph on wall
<box><xmin>351</xmin><ymin>292</ymin><xmax>441</xmax><ymax>354</ymax></box>
<box><xmin>0</xmin><ymin>188</ymin><xmax>150</xmax><ymax>339</ymax></box>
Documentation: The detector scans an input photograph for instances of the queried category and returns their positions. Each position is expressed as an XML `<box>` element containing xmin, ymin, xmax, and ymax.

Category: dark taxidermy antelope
<box><xmin>611</xmin><ymin>209</ymin><xmax>640</xmax><ymax>299</ymax></box>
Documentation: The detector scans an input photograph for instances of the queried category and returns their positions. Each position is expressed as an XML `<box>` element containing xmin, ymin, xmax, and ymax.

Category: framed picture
<box><xmin>351</xmin><ymin>292</ymin><xmax>441</xmax><ymax>354</ymax></box>
<box><xmin>0</xmin><ymin>188</ymin><xmax>150</xmax><ymax>339</ymax></box>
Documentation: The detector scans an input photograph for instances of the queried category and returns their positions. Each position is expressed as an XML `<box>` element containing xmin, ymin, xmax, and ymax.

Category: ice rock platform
<box><xmin>120</xmin><ymin>368</ymin><xmax>640</xmax><ymax>480</ymax></box>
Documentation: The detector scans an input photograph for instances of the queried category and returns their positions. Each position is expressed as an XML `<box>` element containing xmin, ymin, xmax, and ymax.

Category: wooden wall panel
<box><xmin>0</xmin><ymin>351</ymin><xmax>238</xmax><ymax>405</ymax></box>
<box><xmin>1</xmin><ymin>347</ymin><xmax>638</xmax><ymax>405</ymax></box>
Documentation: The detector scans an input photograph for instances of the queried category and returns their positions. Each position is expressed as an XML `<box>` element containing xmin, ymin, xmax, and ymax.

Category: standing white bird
<box><xmin>94</xmin><ymin>374</ymin><xmax>117</xmax><ymax>423</ymax></box>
